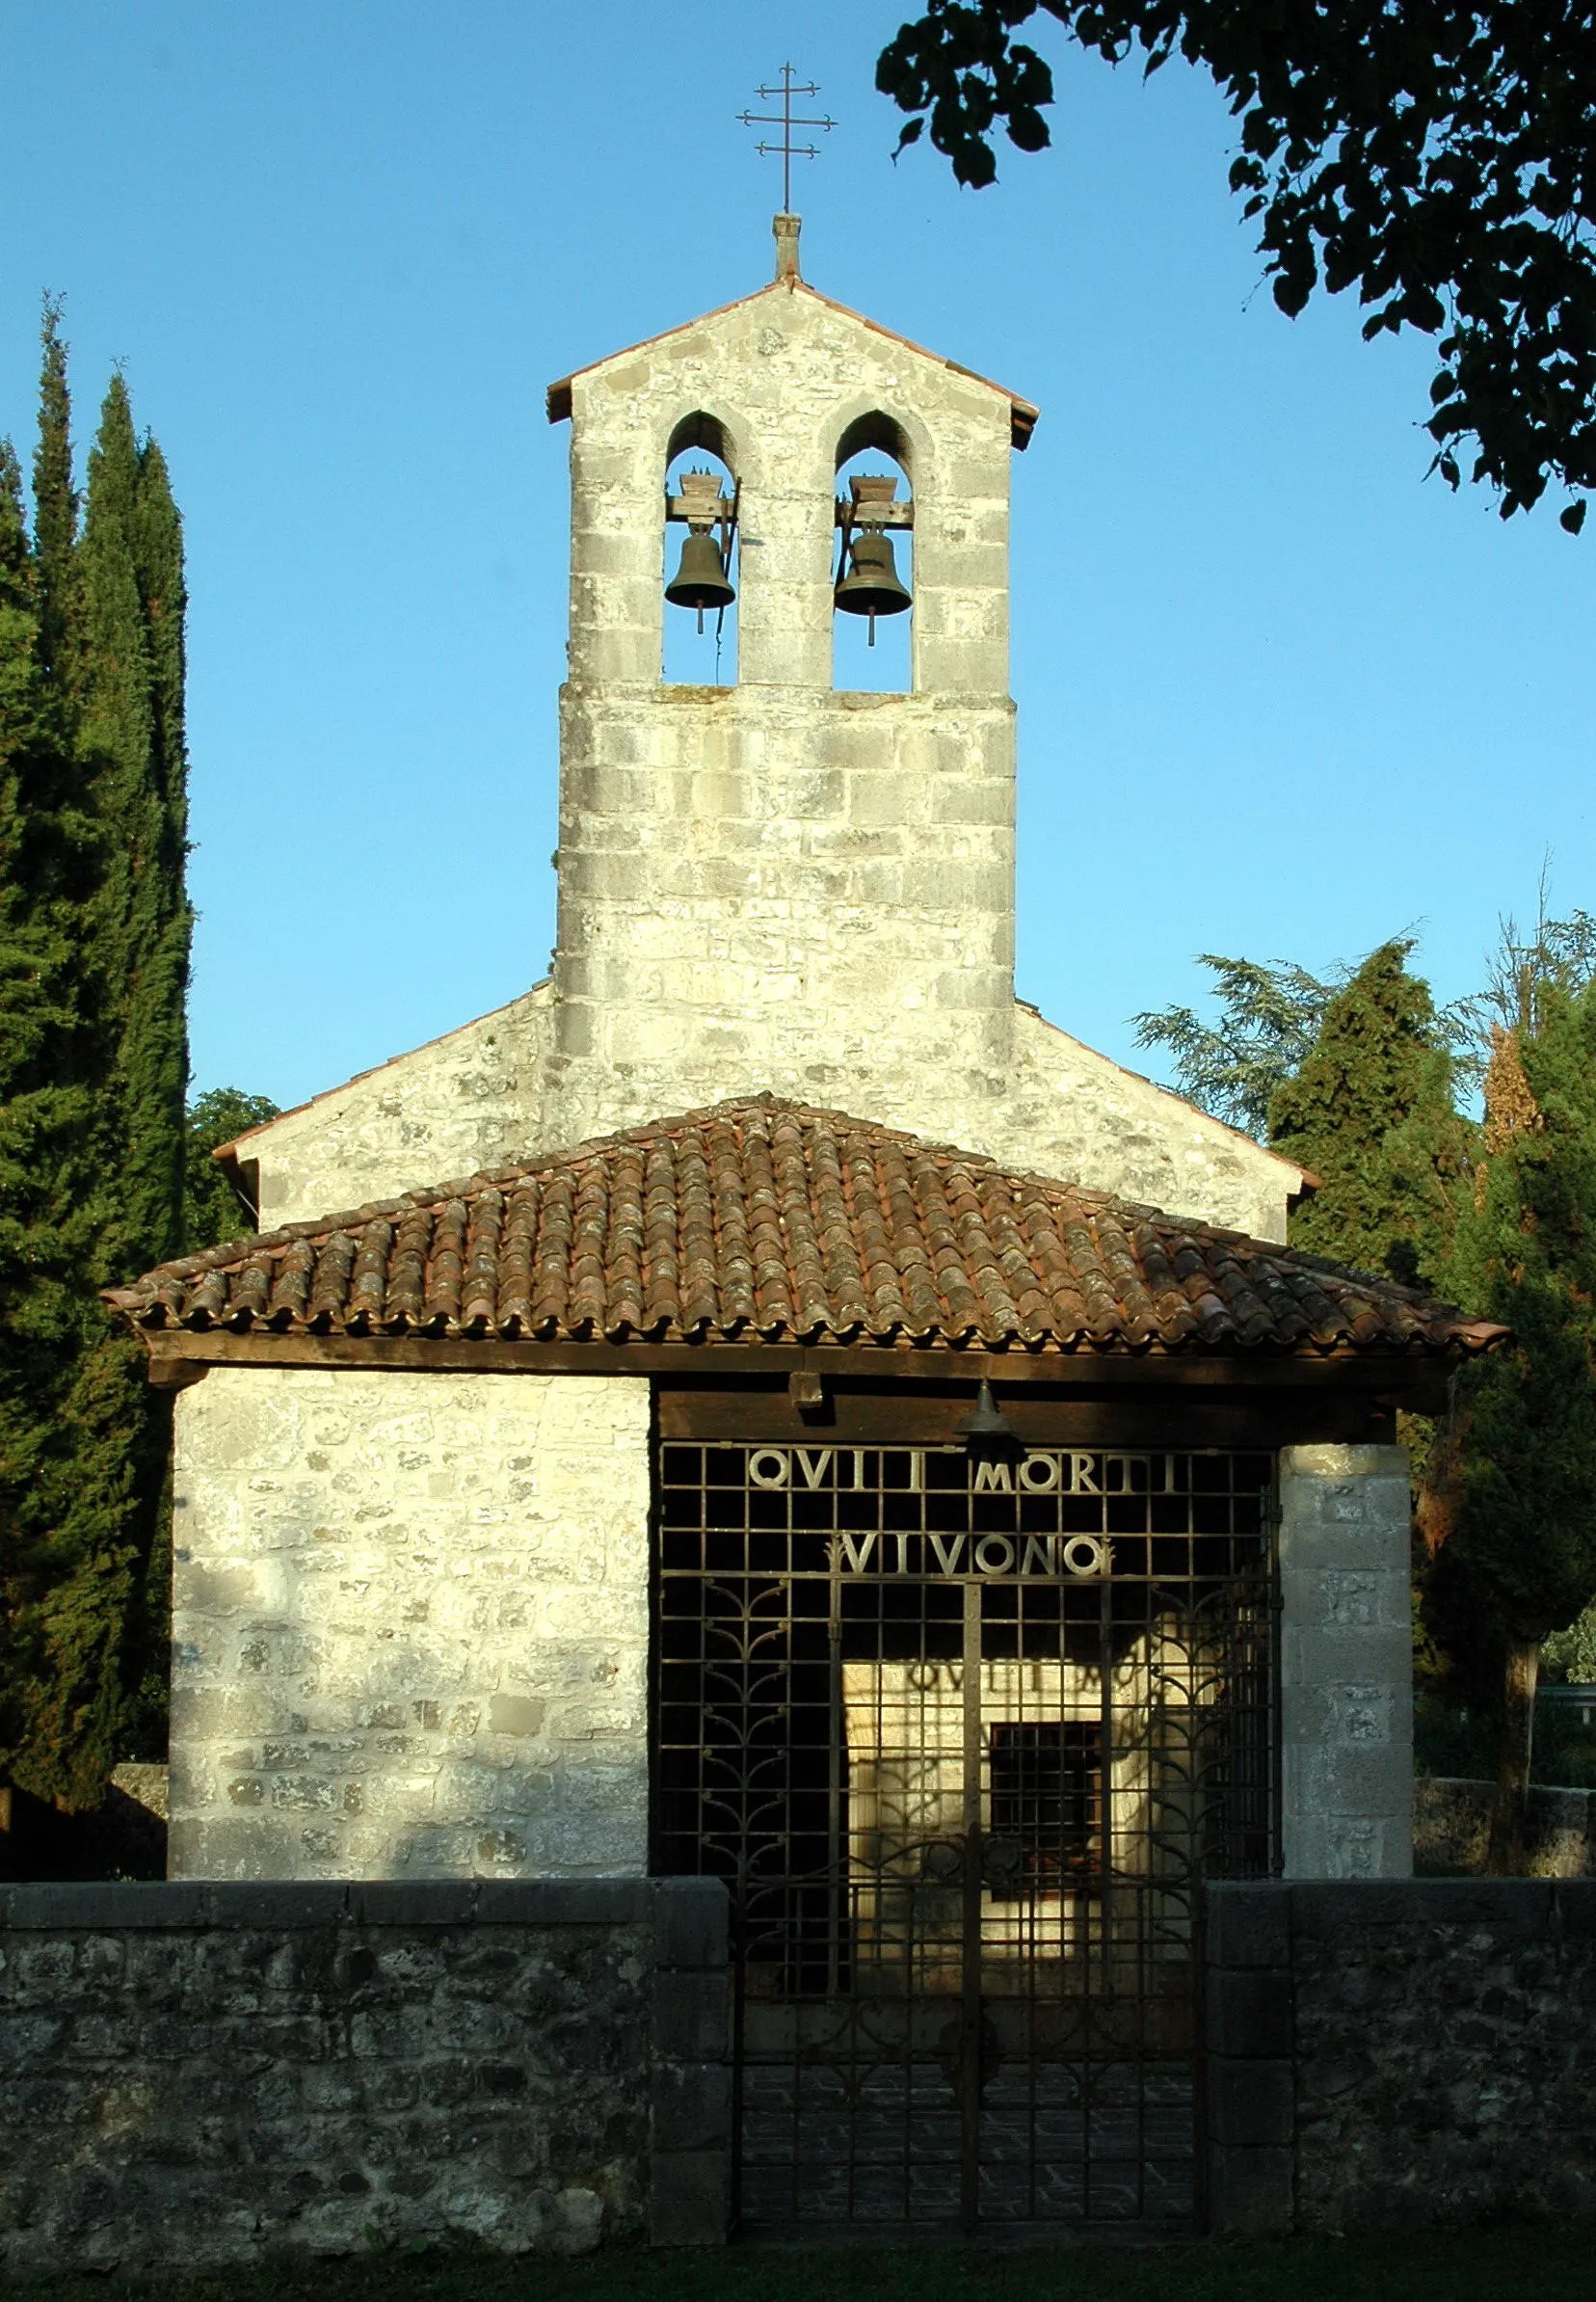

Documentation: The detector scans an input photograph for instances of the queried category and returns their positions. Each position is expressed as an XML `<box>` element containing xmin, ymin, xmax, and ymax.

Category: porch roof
<box><xmin>109</xmin><ymin>1098</ymin><xmax>1502</xmax><ymax>1364</ymax></box>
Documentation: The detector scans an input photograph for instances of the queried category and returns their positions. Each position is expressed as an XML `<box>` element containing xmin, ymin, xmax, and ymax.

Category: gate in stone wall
<box><xmin>652</xmin><ymin>1439</ymin><xmax>1277</xmax><ymax>2235</ymax></box>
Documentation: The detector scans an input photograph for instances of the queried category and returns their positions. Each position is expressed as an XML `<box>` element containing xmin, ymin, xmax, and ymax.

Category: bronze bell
<box><xmin>834</xmin><ymin>528</ymin><xmax>912</xmax><ymax>644</ymax></box>
<box><xmin>666</xmin><ymin>530</ymin><xmax>735</xmax><ymax>631</ymax></box>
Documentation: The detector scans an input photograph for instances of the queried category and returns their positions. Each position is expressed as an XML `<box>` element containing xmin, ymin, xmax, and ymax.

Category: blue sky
<box><xmin>1</xmin><ymin>1</ymin><xmax>1590</xmax><ymax>1114</ymax></box>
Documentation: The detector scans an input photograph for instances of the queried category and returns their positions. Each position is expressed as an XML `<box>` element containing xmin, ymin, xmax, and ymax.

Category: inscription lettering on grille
<box><xmin>653</xmin><ymin>1443</ymin><xmax>1276</xmax><ymax>2234</ymax></box>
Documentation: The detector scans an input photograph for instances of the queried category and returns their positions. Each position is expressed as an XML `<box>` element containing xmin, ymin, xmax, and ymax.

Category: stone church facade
<box><xmin>109</xmin><ymin>219</ymin><xmax>1500</xmax><ymax>2241</ymax></box>
<box><xmin>218</xmin><ymin>231</ymin><xmax>1302</xmax><ymax>1246</ymax></box>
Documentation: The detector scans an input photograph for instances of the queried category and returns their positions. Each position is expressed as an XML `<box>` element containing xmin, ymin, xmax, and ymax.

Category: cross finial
<box><xmin>738</xmin><ymin>62</ymin><xmax>835</xmax><ymax>236</ymax></box>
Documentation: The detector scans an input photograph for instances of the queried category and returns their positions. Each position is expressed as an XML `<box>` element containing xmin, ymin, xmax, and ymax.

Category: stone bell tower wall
<box><xmin>543</xmin><ymin>282</ymin><xmax>1022</xmax><ymax>1149</ymax></box>
<box><xmin>558</xmin><ymin>282</ymin><xmax>1014</xmax><ymax>696</ymax></box>
<box><xmin>545</xmin><ymin>683</ymin><xmax>1017</xmax><ymax>1148</ymax></box>
<box><xmin>221</xmin><ymin>266</ymin><xmax>1305</xmax><ymax>1242</ymax></box>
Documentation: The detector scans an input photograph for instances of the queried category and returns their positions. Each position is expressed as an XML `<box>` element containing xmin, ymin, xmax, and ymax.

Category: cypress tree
<box><xmin>57</xmin><ymin>374</ymin><xmax>194</xmax><ymax>1792</ymax></box>
<box><xmin>1267</xmin><ymin>940</ymin><xmax>1472</xmax><ymax>1288</ymax></box>
<box><xmin>31</xmin><ymin>299</ymin><xmax>77</xmax><ymax>688</ymax></box>
<box><xmin>0</xmin><ymin>337</ymin><xmax>194</xmax><ymax>1807</ymax></box>
<box><xmin>77</xmin><ymin>374</ymin><xmax>192</xmax><ymax>1282</ymax></box>
<box><xmin>1429</xmin><ymin>990</ymin><xmax>1596</xmax><ymax>1870</ymax></box>
<box><xmin>0</xmin><ymin>438</ymin><xmax>103</xmax><ymax>1780</ymax></box>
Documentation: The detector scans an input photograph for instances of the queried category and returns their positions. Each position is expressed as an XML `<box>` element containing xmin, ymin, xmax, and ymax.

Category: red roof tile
<box><xmin>109</xmin><ymin>1098</ymin><xmax>1501</xmax><ymax>1359</ymax></box>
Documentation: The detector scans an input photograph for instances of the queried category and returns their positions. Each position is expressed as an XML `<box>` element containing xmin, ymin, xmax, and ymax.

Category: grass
<box><xmin>5</xmin><ymin>2229</ymin><xmax>1593</xmax><ymax>2302</ymax></box>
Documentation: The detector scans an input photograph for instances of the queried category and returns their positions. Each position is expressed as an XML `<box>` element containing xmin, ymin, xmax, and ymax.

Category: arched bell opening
<box><xmin>833</xmin><ymin>415</ymin><xmax>914</xmax><ymax>695</ymax></box>
<box><xmin>663</xmin><ymin>414</ymin><xmax>739</xmax><ymax>686</ymax></box>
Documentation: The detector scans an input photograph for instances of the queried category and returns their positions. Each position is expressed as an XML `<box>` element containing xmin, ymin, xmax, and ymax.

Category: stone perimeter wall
<box><xmin>1205</xmin><ymin>1880</ymin><xmax>1596</xmax><ymax>2232</ymax></box>
<box><xmin>171</xmin><ymin>1369</ymin><xmax>652</xmax><ymax>1882</ymax></box>
<box><xmin>0</xmin><ymin>1877</ymin><xmax>729</xmax><ymax>2271</ymax></box>
<box><xmin>1416</xmin><ymin>1777</ymin><xmax>1596</xmax><ymax>1878</ymax></box>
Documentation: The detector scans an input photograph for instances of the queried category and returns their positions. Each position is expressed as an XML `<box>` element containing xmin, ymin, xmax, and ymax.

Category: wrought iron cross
<box><xmin>738</xmin><ymin>63</ymin><xmax>835</xmax><ymax>213</ymax></box>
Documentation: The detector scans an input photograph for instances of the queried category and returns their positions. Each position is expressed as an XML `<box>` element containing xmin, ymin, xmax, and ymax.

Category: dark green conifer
<box><xmin>1267</xmin><ymin>940</ymin><xmax>1472</xmax><ymax>1288</ymax></box>
<box><xmin>1428</xmin><ymin>991</ymin><xmax>1596</xmax><ymax>1868</ymax></box>
<box><xmin>31</xmin><ymin>299</ymin><xmax>77</xmax><ymax>688</ymax></box>
<box><xmin>0</xmin><ymin>345</ymin><xmax>195</xmax><ymax>1806</ymax></box>
<box><xmin>131</xmin><ymin>435</ymin><xmax>185</xmax><ymax>808</ymax></box>
<box><xmin>0</xmin><ymin>432</ymin><xmax>114</xmax><ymax>1793</ymax></box>
<box><xmin>1132</xmin><ymin>954</ymin><xmax>1341</xmax><ymax>1136</ymax></box>
<box><xmin>76</xmin><ymin>374</ymin><xmax>192</xmax><ymax>1283</ymax></box>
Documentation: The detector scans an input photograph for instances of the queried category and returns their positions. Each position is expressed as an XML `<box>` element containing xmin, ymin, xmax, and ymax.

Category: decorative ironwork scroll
<box><xmin>653</xmin><ymin>1442</ymin><xmax>1277</xmax><ymax>2233</ymax></box>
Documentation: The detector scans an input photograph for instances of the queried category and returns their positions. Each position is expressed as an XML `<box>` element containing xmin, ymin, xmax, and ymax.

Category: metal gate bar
<box><xmin>652</xmin><ymin>1440</ymin><xmax>1276</xmax><ymax>2234</ymax></box>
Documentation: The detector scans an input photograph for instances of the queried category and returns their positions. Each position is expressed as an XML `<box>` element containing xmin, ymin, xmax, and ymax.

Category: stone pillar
<box><xmin>1277</xmin><ymin>1443</ymin><xmax>1414</xmax><ymax>1880</ymax></box>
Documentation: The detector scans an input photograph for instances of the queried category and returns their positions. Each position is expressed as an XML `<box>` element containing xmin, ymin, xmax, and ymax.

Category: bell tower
<box><xmin>227</xmin><ymin>216</ymin><xmax>1301</xmax><ymax>1245</ymax></box>
<box><xmin>542</xmin><ymin>219</ymin><xmax>1038</xmax><ymax>1153</ymax></box>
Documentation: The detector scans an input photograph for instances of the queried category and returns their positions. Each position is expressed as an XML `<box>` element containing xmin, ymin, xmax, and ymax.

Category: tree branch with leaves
<box><xmin>877</xmin><ymin>2</ymin><xmax>1596</xmax><ymax>526</ymax></box>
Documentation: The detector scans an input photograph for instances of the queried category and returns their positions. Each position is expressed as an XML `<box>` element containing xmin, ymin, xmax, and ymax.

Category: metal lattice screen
<box><xmin>653</xmin><ymin>1439</ymin><xmax>1277</xmax><ymax>2234</ymax></box>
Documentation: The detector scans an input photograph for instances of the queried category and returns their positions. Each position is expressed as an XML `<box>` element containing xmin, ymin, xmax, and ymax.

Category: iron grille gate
<box><xmin>653</xmin><ymin>1440</ymin><xmax>1277</xmax><ymax>2235</ymax></box>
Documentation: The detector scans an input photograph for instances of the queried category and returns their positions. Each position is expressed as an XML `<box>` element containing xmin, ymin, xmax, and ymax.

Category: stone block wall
<box><xmin>0</xmin><ymin>1876</ymin><xmax>729</xmax><ymax>2270</ymax></box>
<box><xmin>1205</xmin><ymin>1879</ymin><xmax>1596</xmax><ymax>2232</ymax></box>
<box><xmin>1003</xmin><ymin>1006</ymin><xmax>1297</xmax><ymax>1243</ymax></box>
<box><xmin>1278</xmin><ymin>1445</ymin><xmax>1414</xmax><ymax>1879</ymax></box>
<box><xmin>548</xmin><ymin>277</ymin><xmax>1023</xmax><ymax>1157</ymax></box>
<box><xmin>562</xmin><ymin>278</ymin><xmax>1014</xmax><ymax>696</ymax></box>
<box><xmin>229</xmin><ymin>255</ymin><xmax>1303</xmax><ymax>1245</ymax></box>
<box><xmin>237</xmin><ymin>985</ymin><xmax>1301</xmax><ymax>1250</ymax></box>
<box><xmin>545</xmin><ymin>680</ymin><xmax>1018</xmax><ymax>1147</ymax></box>
<box><xmin>171</xmin><ymin>1369</ymin><xmax>651</xmax><ymax>1881</ymax></box>
<box><xmin>249</xmin><ymin>986</ymin><xmax>556</xmax><ymax>1229</ymax></box>
<box><xmin>1416</xmin><ymin>1777</ymin><xmax>1596</xmax><ymax>1878</ymax></box>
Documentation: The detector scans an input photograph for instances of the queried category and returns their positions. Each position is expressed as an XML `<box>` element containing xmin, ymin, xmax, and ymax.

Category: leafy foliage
<box><xmin>1131</xmin><ymin>952</ymin><xmax>1342</xmax><ymax>1135</ymax></box>
<box><xmin>876</xmin><ymin>2</ymin><xmax>1596</xmax><ymax>524</ymax></box>
<box><xmin>1267</xmin><ymin>940</ymin><xmax>1473</xmax><ymax>1287</ymax></box>
<box><xmin>184</xmin><ymin>1088</ymin><xmax>279</xmax><ymax>1251</ymax></box>
<box><xmin>0</xmin><ymin>316</ymin><xmax>195</xmax><ymax>1805</ymax></box>
<box><xmin>1421</xmin><ymin>977</ymin><xmax>1596</xmax><ymax>1860</ymax></box>
<box><xmin>1448</xmin><ymin>897</ymin><xmax>1596</xmax><ymax>1091</ymax></box>
<box><xmin>1543</xmin><ymin>1595</ymin><xmax>1596</xmax><ymax>1684</ymax></box>
<box><xmin>1441</xmin><ymin>982</ymin><xmax>1596</xmax><ymax>1640</ymax></box>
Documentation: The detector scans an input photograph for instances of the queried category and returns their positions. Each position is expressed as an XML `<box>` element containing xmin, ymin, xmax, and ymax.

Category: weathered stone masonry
<box><xmin>1278</xmin><ymin>1445</ymin><xmax>1415</xmax><ymax>1881</ymax></box>
<box><xmin>166</xmin><ymin>1379</ymin><xmax>1419</xmax><ymax>1889</ymax></box>
<box><xmin>1205</xmin><ymin>1880</ymin><xmax>1596</xmax><ymax>2232</ymax></box>
<box><xmin>8</xmin><ymin>1874</ymin><xmax>1592</xmax><ymax>2266</ymax></box>
<box><xmin>169</xmin><ymin>1370</ymin><xmax>651</xmax><ymax>1883</ymax></box>
<box><xmin>0</xmin><ymin>1877</ymin><xmax>730</xmax><ymax>2270</ymax></box>
<box><xmin>232</xmin><ymin>268</ymin><xmax>1305</xmax><ymax>1247</ymax></box>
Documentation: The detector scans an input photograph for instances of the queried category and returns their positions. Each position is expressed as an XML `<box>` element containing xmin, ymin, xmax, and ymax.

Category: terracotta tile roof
<box><xmin>109</xmin><ymin>1098</ymin><xmax>1501</xmax><ymax>1359</ymax></box>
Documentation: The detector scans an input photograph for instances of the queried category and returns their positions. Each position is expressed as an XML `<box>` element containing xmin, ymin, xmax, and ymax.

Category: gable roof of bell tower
<box><xmin>545</xmin><ymin>273</ymin><xmax>1039</xmax><ymax>449</ymax></box>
